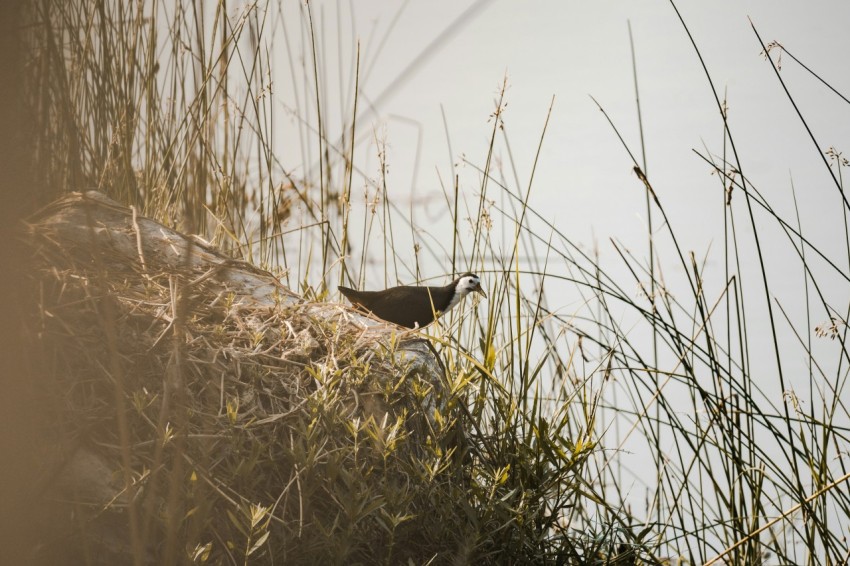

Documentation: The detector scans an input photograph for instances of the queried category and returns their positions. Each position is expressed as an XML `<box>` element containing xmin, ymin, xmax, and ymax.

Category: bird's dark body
<box><xmin>338</xmin><ymin>283</ymin><xmax>455</xmax><ymax>328</ymax></box>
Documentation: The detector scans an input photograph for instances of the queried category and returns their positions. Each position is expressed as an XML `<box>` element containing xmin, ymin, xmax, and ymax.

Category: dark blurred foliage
<box><xmin>0</xmin><ymin>1</ymin><xmax>50</xmax><ymax>563</ymax></box>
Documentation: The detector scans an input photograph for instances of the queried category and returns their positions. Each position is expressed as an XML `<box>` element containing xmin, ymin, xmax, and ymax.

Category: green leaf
<box><xmin>247</xmin><ymin>531</ymin><xmax>270</xmax><ymax>556</ymax></box>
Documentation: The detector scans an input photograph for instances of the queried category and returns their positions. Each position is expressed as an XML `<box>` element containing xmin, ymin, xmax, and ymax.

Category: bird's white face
<box><xmin>455</xmin><ymin>274</ymin><xmax>487</xmax><ymax>299</ymax></box>
<box><xmin>444</xmin><ymin>273</ymin><xmax>486</xmax><ymax>312</ymax></box>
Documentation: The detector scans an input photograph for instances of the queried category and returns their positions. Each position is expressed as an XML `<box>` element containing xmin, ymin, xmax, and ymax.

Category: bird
<box><xmin>338</xmin><ymin>273</ymin><xmax>486</xmax><ymax>329</ymax></box>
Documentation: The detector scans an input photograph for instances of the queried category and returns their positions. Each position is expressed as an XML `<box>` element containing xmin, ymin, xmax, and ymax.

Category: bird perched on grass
<box><xmin>338</xmin><ymin>273</ymin><xmax>486</xmax><ymax>329</ymax></box>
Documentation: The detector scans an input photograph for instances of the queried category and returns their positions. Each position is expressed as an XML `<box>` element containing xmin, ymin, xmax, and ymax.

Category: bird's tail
<box><xmin>338</xmin><ymin>287</ymin><xmax>359</xmax><ymax>304</ymax></box>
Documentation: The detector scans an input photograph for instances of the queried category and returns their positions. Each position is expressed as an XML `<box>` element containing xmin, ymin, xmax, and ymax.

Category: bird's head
<box><xmin>454</xmin><ymin>273</ymin><xmax>487</xmax><ymax>299</ymax></box>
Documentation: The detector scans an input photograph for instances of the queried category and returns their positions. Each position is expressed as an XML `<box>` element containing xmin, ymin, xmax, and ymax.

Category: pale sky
<box><xmin>273</xmin><ymin>0</ymin><xmax>848</xmax><ymax>264</ymax></box>
<box><xmin>273</xmin><ymin>0</ymin><xmax>849</xmax><ymax>342</ymax></box>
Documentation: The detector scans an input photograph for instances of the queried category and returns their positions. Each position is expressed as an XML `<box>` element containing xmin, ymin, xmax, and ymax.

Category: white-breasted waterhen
<box><xmin>338</xmin><ymin>273</ymin><xmax>486</xmax><ymax>329</ymax></box>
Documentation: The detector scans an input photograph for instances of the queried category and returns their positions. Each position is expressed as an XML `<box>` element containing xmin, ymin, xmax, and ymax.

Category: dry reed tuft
<box><xmin>23</xmin><ymin>193</ymin><xmax>472</xmax><ymax>564</ymax></box>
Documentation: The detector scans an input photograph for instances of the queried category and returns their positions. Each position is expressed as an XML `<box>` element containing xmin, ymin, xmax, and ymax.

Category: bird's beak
<box><xmin>475</xmin><ymin>285</ymin><xmax>487</xmax><ymax>299</ymax></box>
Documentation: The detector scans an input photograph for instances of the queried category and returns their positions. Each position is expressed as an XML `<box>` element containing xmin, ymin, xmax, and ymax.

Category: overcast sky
<box><xmin>269</xmin><ymin>0</ymin><xmax>850</xmax><ymax>390</ymax></box>
<box><xmin>275</xmin><ymin>0</ymin><xmax>849</xmax><ymax>254</ymax></box>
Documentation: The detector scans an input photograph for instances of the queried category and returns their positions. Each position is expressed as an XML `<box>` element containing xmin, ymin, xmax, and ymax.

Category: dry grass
<box><xmin>25</xmin><ymin>195</ymin><xmax>453</xmax><ymax>563</ymax></box>
<box><xmin>22</xmin><ymin>193</ymin><xmax>611</xmax><ymax>564</ymax></box>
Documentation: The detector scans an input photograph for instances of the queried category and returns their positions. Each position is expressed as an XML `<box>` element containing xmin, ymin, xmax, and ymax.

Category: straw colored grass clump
<box><xmin>24</xmin><ymin>192</ymin><xmax>470</xmax><ymax>564</ymax></box>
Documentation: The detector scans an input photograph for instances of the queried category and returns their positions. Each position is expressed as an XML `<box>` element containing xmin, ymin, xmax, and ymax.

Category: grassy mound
<box><xmin>23</xmin><ymin>194</ymin><xmax>611</xmax><ymax>565</ymax></box>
